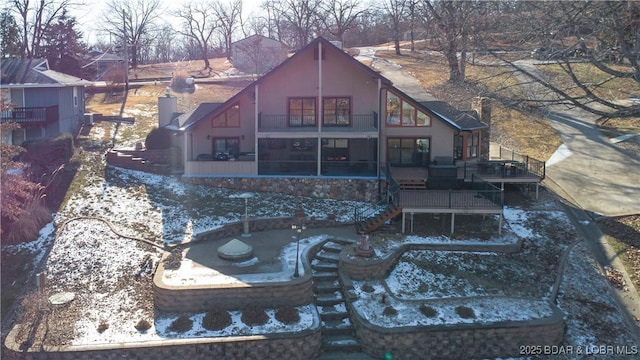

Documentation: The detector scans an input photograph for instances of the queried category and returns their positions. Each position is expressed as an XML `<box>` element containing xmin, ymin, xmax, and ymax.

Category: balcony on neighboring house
<box><xmin>0</xmin><ymin>106</ymin><xmax>58</xmax><ymax>126</ymax></box>
<box><xmin>257</xmin><ymin>112</ymin><xmax>378</xmax><ymax>133</ymax></box>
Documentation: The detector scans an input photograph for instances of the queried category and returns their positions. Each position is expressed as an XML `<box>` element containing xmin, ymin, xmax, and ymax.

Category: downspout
<box><xmin>316</xmin><ymin>41</ymin><xmax>323</xmax><ymax>176</ymax></box>
<box><xmin>378</xmin><ymin>79</ymin><xmax>383</xmax><ymax>201</ymax></box>
<box><xmin>254</xmin><ymin>84</ymin><xmax>259</xmax><ymax>175</ymax></box>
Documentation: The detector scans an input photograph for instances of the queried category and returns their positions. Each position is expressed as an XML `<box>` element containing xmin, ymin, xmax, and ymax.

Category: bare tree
<box><xmin>100</xmin><ymin>0</ymin><xmax>163</xmax><ymax>68</ymax></box>
<box><xmin>420</xmin><ymin>0</ymin><xmax>478</xmax><ymax>83</ymax></box>
<box><xmin>174</xmin><ymin>1</ymin><xmax>219</xmax><ymax>70</ymax></box>
<box><xmin>11</xmin><ymin>0</ymin><xmax>77</xmax><ymax>58</ymax></box>
<box><xmin>278</xmin><ymin>0</ymin><xmax>323</xmax><ymax>49</ymax></box>
<box><xmin>383</xmin><ymin>0</ymin><xmax>408</xmax><ymax>55</ymax></box>
<box><xmin>487</xmin><ymin>1</ymin><xmax>639</xmax><ymax>119</ymax></box>
<box><xmin>321</xmin><ymin>0</ymin><xmax>366</xmax><ymax>45</ymax></box>
<box><xmin>212</xmin><ymin>0</ymin><xmax>243</xmax><ymax>60</ymax></box>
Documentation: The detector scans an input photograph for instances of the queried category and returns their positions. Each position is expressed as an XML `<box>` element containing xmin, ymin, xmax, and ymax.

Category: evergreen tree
<box><xmin>38</xmin><ymin>10</ymin><xmax>87</xmax><ymax>77</ymax></box>
<box><xmin>0</xmin><ymin>9</ymin><xmax>21</xmax><ymax>57</ymax></box>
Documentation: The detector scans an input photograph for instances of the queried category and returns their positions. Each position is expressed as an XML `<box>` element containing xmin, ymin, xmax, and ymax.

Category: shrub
<box><xmin>168</xmin><ymin>315</ymin><xmax>193</xmax><ymax>333</ymax></box>
<box><xmin>144</xmin><ymin>127</ymin><xmax>172</xmax><ymax>150</ymax></box>
<box><xmin>361</xmin><ymin>284</ymin><xmax>375</xmax><ymax>293</ymax></box>
<box><xmin>275</xmin><ymin>305</ymin><xmax>300</xmax><ymax>324</ymax></box>
<box><xmin>455</xmin><ymin>306</ymin><xmax>476</xmax><ymax>319</ymax></box>
<box><xmin>382</xmin><ymin>306</ymin><xmax>397</xmax><ymax>316</ymax></box>
<box><xmin>241</xmin><ymin>304</ymin><xmax>269</xmax><ymax>326</ymax></box>
<box><xmin>170</xmin><ymin>72</ymin><xmax>194</xmax><ymax>93</ymax></box>
<box><xmin>134</xmin><ymin>318</ymin><xmax>152</xmax><ymax>332</ymax></box>
<box><xmin>97</xmin><ymin>321</ymin><xmax>109</xmax><ymax>333</ymax></box>
<box><xmin>203</xmin><ymin>306</ymin><xmax>232</xmax><ymax>331</ymax></box>
<box><xmin>419</xmin><ymin>305</ymin><xmax>438</xmax><ymax>318</ymax></box>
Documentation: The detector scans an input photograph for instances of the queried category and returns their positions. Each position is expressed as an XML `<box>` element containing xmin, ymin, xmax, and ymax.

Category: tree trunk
<box><xmin>394</xmin><ymin>39</ymin><xmax>401</xmax><ymax>55</ymax></box>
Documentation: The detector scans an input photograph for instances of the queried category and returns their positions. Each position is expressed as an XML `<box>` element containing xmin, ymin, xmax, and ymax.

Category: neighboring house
<box><xmin>1</xmin><ymin>58</ymin><xmax>91</xmax><ymax>145</ymax></box>
<box><xmin>172</xmin><ymin>36</ymin><xmax>487</xmax><ymax>179</ymax></box>
<box><xmin>231</xmin><ymin>35</ymin><xmax>289</xmax><ymax>74</ymax></box>
<box><xmin>84</xmin><ymin>52</ymin><xmax>125</xmax><ymax>81</ymax></box>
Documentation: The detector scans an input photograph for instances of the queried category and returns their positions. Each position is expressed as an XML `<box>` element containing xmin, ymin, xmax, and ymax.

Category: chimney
<box><xmin>472</xmin><ymin>97</ymin><xmax>491</xmax><ymax>161</ymax></box>
<box><xmin>158</xmin><ymin>89</ymin><xmax>178</xmax><ymax>127</ymax></box>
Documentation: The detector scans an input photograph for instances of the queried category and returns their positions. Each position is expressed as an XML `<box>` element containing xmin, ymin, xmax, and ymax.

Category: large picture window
<box><xmin>212</xmin><ymin>137</ymin><xmax>239</xmax><ymax>158</ymax></box>
<box><xmin>387</xmin><ymin>137</ymin><xmax>430</xmax><ymax>167</ymax></box>
<box><xmin>323</xmin><ymin>97</ymin><xmax>350</xmax><ymax>126</ymax></box>
<box><xmin>212</xmin><ymin>104</ymin><xmax>240</xmax><ymax>127</ymax></box>
<box><xmin>289</xmin><ymin>97</ymin><xmax>316</xmax><ymax>126</ymax></box>
<box><xmin>386</xmin><ymin>91</ymin><xmax>431</xmax><ymax>127</ymax></box>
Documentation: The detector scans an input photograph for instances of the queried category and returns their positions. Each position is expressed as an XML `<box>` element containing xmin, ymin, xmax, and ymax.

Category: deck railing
<box><xmin>0</xmin><ymin>106</ymin><xmax>58</xmax><ymax>125</ymax></box>
<box><xmin>464</xmin><ymin>157</ymin><xmax>545</xmax><ymax>180</ymax></box>
<box><xmin>494</xmin><ymin>146</ymin><xmax>546</xmax><ymax>179</ymax></box>
<box><xmin>353</xmin><ymin>163</ymin><xmax>397</xmax><ymax>224</ymax></box>
<box><xmin>258</xmin><ymin>113</ymin><xmax>377</xmax><ymax>132</ymax></box>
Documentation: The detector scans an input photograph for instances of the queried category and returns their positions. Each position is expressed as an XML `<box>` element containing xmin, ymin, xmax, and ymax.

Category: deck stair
<box><xmin>311</xmin><ymin>239</ymin><xmax>363</xmax><ymax>355</ymax></box>
<box><xmin>354</xmin><ymin>203</ymin><xmax>402</xmax><ymax>234</ymax></box>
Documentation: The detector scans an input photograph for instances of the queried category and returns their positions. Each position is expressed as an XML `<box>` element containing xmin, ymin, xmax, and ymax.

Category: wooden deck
<box><xmin>395</xmin><ymin>189</ymin><xmax>503</xmax><ymax>234</ymax></box>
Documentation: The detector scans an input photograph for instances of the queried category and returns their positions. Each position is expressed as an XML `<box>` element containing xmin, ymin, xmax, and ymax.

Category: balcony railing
<box><xmin>0</xmin><ymin>106</ymin><xmax>58</xmax><ymax>125</ymax></box>
<box><xmin>258</xmin><ymin>112</ymin><xmax>378</xmax><ymax>132</ymax></box>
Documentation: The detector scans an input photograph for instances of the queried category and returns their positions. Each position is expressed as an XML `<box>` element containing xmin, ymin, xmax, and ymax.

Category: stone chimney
<box><xmin>472</xmin><ymin>97</ymin><xmax>491</xmax><ymax>161</ymax></box>
<box><xmin>158</xmin><ymin>90</ymin><xmax>178</xmax><ymax>127</ymax></box>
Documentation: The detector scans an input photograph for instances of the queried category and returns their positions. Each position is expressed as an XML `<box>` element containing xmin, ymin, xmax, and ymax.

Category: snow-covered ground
<box><xmin>3</xmin><ymin>158</ymin><xmax>637</xmax><ymax>355</ymax></box>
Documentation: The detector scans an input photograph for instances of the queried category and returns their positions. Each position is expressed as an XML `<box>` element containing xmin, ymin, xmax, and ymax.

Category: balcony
<box><xmin>0</xmin><ymin>106</ymin><xmax>58</xmax><ymax>126</ymax></box>
<box><xmin>258</xmin><ymin>113</ymin><xmax>378</xmax><ymax>133</ymax></box>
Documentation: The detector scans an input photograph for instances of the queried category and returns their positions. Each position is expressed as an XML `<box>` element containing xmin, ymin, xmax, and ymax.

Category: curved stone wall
<box><xmin>4</xmin><ymin>323</ymin><xmax>321</xmax><ymax>360</ymax></box>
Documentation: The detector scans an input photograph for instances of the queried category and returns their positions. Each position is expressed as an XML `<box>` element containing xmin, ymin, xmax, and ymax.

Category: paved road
<box><xmin>512</xmin><ymin>61</ymin><xmax>640</xmax><ymax>217</ymax></box>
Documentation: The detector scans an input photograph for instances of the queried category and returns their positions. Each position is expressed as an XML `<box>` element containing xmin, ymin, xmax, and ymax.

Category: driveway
<box><xmin>512</xmin><ymin>60</ymin><xmax>640</xmax><ymax>217</ymax></box>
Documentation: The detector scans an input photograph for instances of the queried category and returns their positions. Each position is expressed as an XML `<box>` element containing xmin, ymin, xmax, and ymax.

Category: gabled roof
<box><xmin>1</xmin><ymin>58</ymin><xmax>91</xmax><ymax>87</ymax></box>
<box><xmin>169</xmin><ymin>103</ymin><xmax>224</xmax><ymax>130</ymax></box>
<box><xmin>176</xmin><ymin>37</ymin><xmax>486</xmax><ymax>131</ymax></box>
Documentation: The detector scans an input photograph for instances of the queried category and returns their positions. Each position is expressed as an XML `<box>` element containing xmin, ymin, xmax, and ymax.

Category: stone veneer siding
<box><xmin>183</xmin><ymin>176</ymin><xmax>380</xmax><ymax>202</ymax></box>
<box><xmin>350</xmin><ymin>307</ymin><xmax>564</xmax><ymax>359</ymax></box>
<box><xmin>4</xmin><ymin>324</ymin><xmax>321</xmax><ymax>360</ymax></box>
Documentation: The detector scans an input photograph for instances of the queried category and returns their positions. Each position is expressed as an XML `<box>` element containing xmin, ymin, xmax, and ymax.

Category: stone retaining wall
<box><xmin>154</xmin><ymin>262</ymin><xmax>314</xmax><ymax>312</ymax></box>
<box><xmin>4</xmin><ymin>324</ymin><xmax>321</xmax><ymax>360</ymax></box>
<box><xmin>339</xmin><ymin>240</ymin><xmax>522</xmax><ymax>280</ymax></box>
<box><xmin>183</xmin><ymin>176</ymin><xmax>380</xmax><ymax>202</ymax></box>
<box><xmin>350</xmin><ymin>306</ymin><xmax>565</xmax><ymax>359</ymax></box>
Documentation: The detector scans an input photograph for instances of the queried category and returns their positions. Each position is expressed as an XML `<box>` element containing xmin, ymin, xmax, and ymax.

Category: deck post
<box><xmin>411</xmin><ymin>212</ymin><xmax>415</xmax><ymax>233</ymax></box>
<box><xmin>535</xmin><ymin>182</ymin><xmax>539</xmax><ymax>200</ymax></box>
<box><xmin>498</xmin><ymin>213</ymin><xmax>503</xmax><ymax>235</ymax></box>
<box><xmin>402</xmin><ymin>211</ymin><xmax>406</xmax><ymax>233</ymax></box>
<box><xmin>450</xmin><ymin>213</ymin><xmax>455</xmax><ymax>235</ymax></box>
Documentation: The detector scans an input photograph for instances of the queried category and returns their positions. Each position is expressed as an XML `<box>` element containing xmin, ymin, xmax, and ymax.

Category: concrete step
<box><xmin>316</xmin><ymin>292</ymin><xmax>344</xmax><ymax>306</ymax></box>
<box><xmin>322</xmin><ymin>318</ymin><xmax>354</xmax><ymax>336</ymax></box>
<box><xmin>314</xmin><ymin>279</ymin><xmax>341</xmax><ymax>294</ymax></box>
<box><xmin>312</xmin><ymin>271</ymin><xmax>340</xmax><ymax>282</ymax></box>
<box><xmin>316</xmin><ymin>350</ymin><xmax>377</xmax><ymax>360</ymax></box>
<box><xmin>321</xmin><ymin>242</ymin><xmax>344</xmax><ymax>253</ymax></box>
<box><xmin>318</xmin><ymin>304</ymin><xmax>349</xmax><ymax>321</ymax></box>
<box><xmin>311</xmin><ymin>260</ymin><xmax>338</xmax><ymax>272</ymax></box>
<box><xmin>321</xmin><ymin>335</ymin><xmax>362</xmax><ymax>352</ymax></box>
<box><xmin>315</xmin><ymin>250</ymin><xmax>340</xmax><ymax>263</ymax></box>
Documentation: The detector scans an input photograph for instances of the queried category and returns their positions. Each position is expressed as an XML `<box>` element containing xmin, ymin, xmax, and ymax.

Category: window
<box><xmin>212</xmin><ymin>104</ymin><xmax>240</xmax><ymax>127</ymax></box>
<box><xmin>387</xmin><ymin>137</ymin><xmax>430</xmax><ymax>167</ymax></box>
<box><xmin>467</xmin><ymin>133</ymin><xmax>479</xmax><ymax>159</ymax></box>
<box><xmin>212</xmin><ymin>137</ymin><xmax>239</xmax><ymax>158</ymax></box>
<box><xmin>323</xmin><ymin>97</ymin><xmax>350</xmax><ymax>126</ymax></box>
<box><xmin>289</xmin><ymin>97</ymin><xmax>316</xmax><ymax>126</ymax></box>
<box><xmin>322</xmin><ymin>138</ymin><xmax>349</xmax><ymax>161</ymax></box>
<box><xmin>454</xmin><ymin>135</ymin><xmax>464</xmax><ymax>160</ymax></box>
<box><xmin>386</xmin><ymin>91</ymin><xmax>430</xmax><ymax>127</ymax></box>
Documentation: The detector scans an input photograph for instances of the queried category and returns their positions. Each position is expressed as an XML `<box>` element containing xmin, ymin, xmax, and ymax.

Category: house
<box><xmin>231</xmin><ymin>35</ymin><xmax>289</xmax><ymax>74</ymax></box>
<box><xmin>1</xmin><ymin>59</ymin><xmax>91</xmax><ymax>145</ymax></box>
<box><xmin>84</xmin><ymin>51</ymin><xmax>125</xmax><ymax>81</ymax></box>
<box><xmin>173</xmin><ymin>37</ymin><xmax>487</xmax><ymax>180</ymax></box>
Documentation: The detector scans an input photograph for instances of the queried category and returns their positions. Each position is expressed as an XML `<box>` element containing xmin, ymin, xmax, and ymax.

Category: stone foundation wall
<box><xmin>350</xmin><ymin>307</ymin><xmax>564</xmax><ymax>359</ymax></box>
<box><xmin>4</xmin><ymin>324</ymin><xmax>321</xmax><ymax>360</ymax></box>
<box><xmin>339</xmin><ymin>240</ymin><xmax>522</xmax><ymax>280</ymax></box>
<box><xmin>183</xmin><ymin>176</ymin><xmax>380</xmax><ymax>202</ymax></box>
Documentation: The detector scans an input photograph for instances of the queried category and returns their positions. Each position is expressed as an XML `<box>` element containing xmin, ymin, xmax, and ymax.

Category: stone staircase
<box><xmin>311</xmin><ymin>239</ymin><xmax>364</xmax><ymax>357</ymax></box>
<box><xmin>354</xmin><ymin>203</ymin><xmax>402</xmax><ymax>234</ymax></box>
